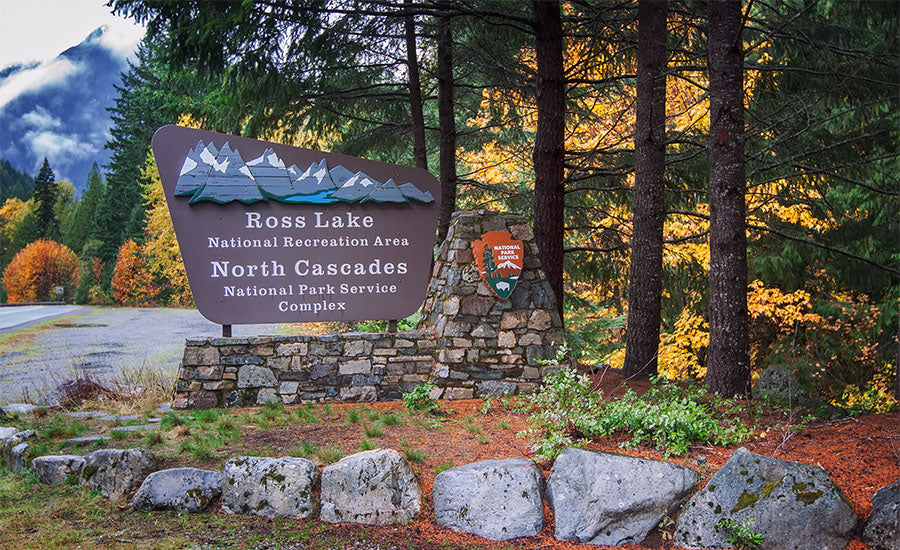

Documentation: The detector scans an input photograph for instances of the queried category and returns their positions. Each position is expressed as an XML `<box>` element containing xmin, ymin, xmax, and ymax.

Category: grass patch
<box><xmin>434</xmin><ymin>460</ymin><xmax>455</xmax><ymax>475</ymax></box>
<box><xmin>463</xmin><ymin>416</ymin><xmax>482</xmax><ymax>434</ymax></box>
<box><xmin>288</xmin><ymin>441</ymin><xmax>319</xmax><ymax>458</ymax></box>
<box><xmin>476</xmin><ymin>435</ymin><xmax>490</xmax><ymax>445</ymax></box>
<box><xmin>403</xmin><ymin>449</ymin><xmax>426</xmax><ymax>465</ymax></box>
<box><xmin>315</xmin><ymin>446</ymin><xmax>345</xmax><ymax>464</ymax></box>
<box><xmin>345</xmin><ymin>408</ymin><xmax>361</xmax><ymax>425</ymax></box>
<box><xmin>358</xmin><ymin>438</ymin><xmax>376</xmax><ymax>451</ymax></box>
<box><xmin>364</xmin><ymin>424</ymin><xmax>384</xmax><ymax>438</ymax></box>
<box><xmin>379</xmin><ymin>412</ymin><xmax>404</xmax><ymax>426</ymax></box>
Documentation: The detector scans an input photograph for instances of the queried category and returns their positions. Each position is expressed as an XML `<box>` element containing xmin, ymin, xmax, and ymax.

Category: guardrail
<box><xmin>0</xmin><ymin>302</ymin><xmax>67</xmax><ymax>307</ymax></box>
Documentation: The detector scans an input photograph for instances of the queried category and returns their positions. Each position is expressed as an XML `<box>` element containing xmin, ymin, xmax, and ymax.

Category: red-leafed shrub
<box><xmin>2</xmin><ymin>239</ymin><xmax>79</xmax><ymax>302</ymax></box>
<box><xmin>111</xmin><ymin>240</ymin><xmax>159</xmax><ymax>305</ymax></box>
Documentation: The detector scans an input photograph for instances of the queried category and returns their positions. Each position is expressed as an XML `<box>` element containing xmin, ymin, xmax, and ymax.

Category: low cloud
<box><xmin>25</xmin><ymin>130</ymin><xmax>101</xmax><ymax>181</ymax></box>
<box><xmin>20</xmin><ymin>106</ymin><xmax>62</xmax><ymax>131</ymax></box>
<box><xmin>0</xmin><ymin>57</ymin><xmax>81</xmax><ymax>109</ymax></box>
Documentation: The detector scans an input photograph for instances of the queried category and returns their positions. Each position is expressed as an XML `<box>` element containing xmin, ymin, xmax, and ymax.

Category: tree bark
<box><xmin>623</xmin><ymin>0</ymin><xmax>668</xmax><ymax>379</ymax></box>
<box><xmin>436</xmin><ymin>3</ymin><xmax>457</xmax><ymax>245</ymax></box>
<box><xmin>706</xmin><ymin>0</ymin><xmax>750</xmax><ymax>397</ymax></box>
<box><xmin>532</xmin><ymin>0</ymin><xmax>566</xmax><ymax>322</ymax></box>
<box><xmin>404</xmin><ymin>0</ymin><xmax>427</xmax><ymax>171</ymax></box>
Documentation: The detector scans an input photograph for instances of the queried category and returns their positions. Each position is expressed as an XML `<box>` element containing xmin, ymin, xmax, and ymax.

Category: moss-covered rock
<box><xmin>674</xmin><ymin>447</ymin><xmax>855</xmax><ymax>550</ymax></box>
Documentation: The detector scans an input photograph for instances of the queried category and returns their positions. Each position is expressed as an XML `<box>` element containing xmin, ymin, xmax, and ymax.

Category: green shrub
<box><xmin>517</xmin><ymin>345</ymin><xmax>752</xmax><ymax>459</ymax></box>
<box><xmin>402</xmin><ymin>381</ymin><xmax>439</xmax><ymax>413</ymax></box>
<box><xmin>594</xmin><ymin>380</ymin><xmax>753</xmax><ymax>457</ymax></box>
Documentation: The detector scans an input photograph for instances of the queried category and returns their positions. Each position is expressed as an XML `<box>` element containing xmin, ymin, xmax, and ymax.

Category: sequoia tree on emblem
<box><xmin>471</xmin><ymin>231</ymin><xmax>524</xmax><ymax>300</ymax></box>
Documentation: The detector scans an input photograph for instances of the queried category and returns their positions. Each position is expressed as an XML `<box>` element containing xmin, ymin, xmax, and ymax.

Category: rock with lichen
<box><xmin>132</xmin><ymin>468</ymin><xmax>222</xmax><ymax>513</ymax></box>
<box><xmin>221</xmin><ymin>456</ymin><xmax>318</xmax><ymax>518</ymax></box>
<box><xmin>674</xmin><ymin>447</ymin><xmax>856</xmax><ymax>550</ymax></box>
<box><xmin>864</xmin><ymin>479</ymin><xmax>900</xmax><ymax>550</ymax></box>
<box><xmin>79</xmin><ymin>448</ymin><xmax>158</xmax><ymax>500</ymax></box>
<box><xmin>320</xmin><ymin>449</ymin><xmax>420</xmax><ymax>525</ymax></box>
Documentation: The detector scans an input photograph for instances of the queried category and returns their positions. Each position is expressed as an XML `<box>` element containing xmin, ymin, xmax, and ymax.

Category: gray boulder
<box><xmin>32</xmin><ymin>455</ymin><xmax>85</xmax><ymax>486</ymax></box>
<box><xmin>2</xmin><ymin>403</ymin><xmax>39</xmax><ymax>415</ymax></box>
<box><xmin>674</xmin><ymin>447</ymin><xmax>856</xmax><ymax>550</ymax></box>
<box><xmin>546</xmin><ymin>447</ymin><xmax>698</xmax><ymax>545</ymax></box>
<box><xmin>132</xmin><ymin>468</ymin><xmax>223</xmax><ymax>513</ymax></box>
<box><xmin>80</xmin><ymin>448</ymin><xmax>158</xmax><ymax>500</ymax></box>
<box><xmin>751</xmin><ymin>365</ymin><xmax>809</xmax><ymax>403</ymax></box>
<box><xmin>0</xmin><ymin>426</ymin><xmax>17</xmax><ymax>440</ymax></box>
<box><xmin>222</xmin><ymin>456</ymin><xmax>318</xmax><ymax>518</ymax></box>
<box><xmin>864</xmin><ymin>479</ymin><xmax>900</xmax><ymax>550</ymax></box>
<box><xmin>320</xmin><ymin>449</ymin><xmax>421</xmax><ymax>525</ymax></box>
<box><xmin>1</xmin><ymin>430</ymin><xmax>36</xmax><ymax>472</ymax></box>
<box><xmin>433</xmin><ymin>458</ymin><xmax>543</xmax><ymax>541</ymax></box>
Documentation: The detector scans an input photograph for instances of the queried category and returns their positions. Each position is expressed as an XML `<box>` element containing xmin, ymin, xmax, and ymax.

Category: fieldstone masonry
<box><xmin>172</xmin><ymin>210</ymin><xmax>564</xmax><ymax>408</ymax></box>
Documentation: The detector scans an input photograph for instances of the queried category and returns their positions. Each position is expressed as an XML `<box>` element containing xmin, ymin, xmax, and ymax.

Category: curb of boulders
<box><xmin>2</xmin><ymin>422</ymin><xmax>895</xmax><ymax>548</ymax></box>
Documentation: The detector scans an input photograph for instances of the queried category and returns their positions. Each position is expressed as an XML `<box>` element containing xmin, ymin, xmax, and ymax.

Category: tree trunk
<box><xmin>436</xmin><ymin>4</ymin><xmax>457</xmax><ymax>245</ymax></box>
<box><xmin>532</xmin><ymin>0</ymin><xmax>566</xmax><ymax>322</ymax></box>
<box><xmin>623</xmin><ymin>0</ymin><xmax>668</xmax><ymax>379</ymax></box>
<box><xmin>706</xmin><ymin>0</ymin><xmax>750</xmax><ymax>397</ymax></box>
<box><xmin>404</xmin><ymin>0</ymin><xmax>427</xmax><ymax>171</ymax></box>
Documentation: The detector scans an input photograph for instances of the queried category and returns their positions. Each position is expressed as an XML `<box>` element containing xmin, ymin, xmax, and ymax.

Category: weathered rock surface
<box><xmin>864</xmin><ymin>479</ymin><xmax>900</xmax><ymax>550</ymax></box>
<box><xmin>1</xmin><ymin>429</ymin><xmax>35</xmax><ymax>472</ymax></box>
<box><xmin>222</xmin><ymin>456</ymin><xmax>318</xmax><ymax>518</ymax></box>
<box><xmin>320</xmin><ymin>449</ymin><xmax>420</xmax><ymax>525</ymax></box>
<box><xmin>433</xmin><ymin>458</ymin><xmax>543</xmax><ymax>541</ymax></box>
<box><xmin>80</xmin><ymin>448</ymin><xmax>158</xmax><ymax>500</ymax></box>
<box><xmin>1</xmin><ymin>403</ymin><xmax>39</xmax><ymax>415</ymax></box>
<box><xmin>751</xmin><ymin>365</ymin><xmax>810</xmax><ymax>403</ymax></box>
<box><xmin>32</xmin><ymin>455</ymin><xmax>85</xmax><ymax>486</ymax></box>
<box><xmin>0</xmin><ymin>426</ymin><xmax>17</xmax><ymax>440</ymax></box>
<box><xmin>546</xmin><ymin>447</ymin><xmax>698</xmax><ymax>545</ymax></box>
<box><xmin>132</xmin><ymin>468</ymin><xmax>222</xmax><ymax>513</ymax></box>
<box><xmin>674</xmin><ymin>447</ymin><xmax>856</xmax><ymax>550</ymax></box>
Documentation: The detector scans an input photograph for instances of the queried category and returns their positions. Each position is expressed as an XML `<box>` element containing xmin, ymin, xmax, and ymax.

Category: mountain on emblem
<box><xmin>471</xmin><ymin>231</ymin><xmax>525</xmax><ymax>300</ymax></box>
<box><xmin>171</xmin><ymin>140</ymin><xmax>435</xmax><ymax>206</ymax></box>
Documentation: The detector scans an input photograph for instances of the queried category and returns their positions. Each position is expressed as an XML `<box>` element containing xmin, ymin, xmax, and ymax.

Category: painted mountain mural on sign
<box><xmin>174</xmin><ymin>140</ymin><xmax>434</xmax><ymax>206</ymax></box>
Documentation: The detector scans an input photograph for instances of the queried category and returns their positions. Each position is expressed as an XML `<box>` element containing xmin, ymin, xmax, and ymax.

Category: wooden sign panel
<box><xmin>151</xmin><ymin>125</ymin><xmax>441</xmax><ymax>324</ymax></box>
<box><xmin>471</xmin><ymin>231</ymin><xmax>524</xmax><ymax>300</ymax></box>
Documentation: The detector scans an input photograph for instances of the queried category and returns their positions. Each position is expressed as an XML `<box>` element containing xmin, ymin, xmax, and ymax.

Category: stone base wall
<box><xmin>173</xmin><ymin>210</ymin><xmax>564</xmax><ymax>409</ymax></box>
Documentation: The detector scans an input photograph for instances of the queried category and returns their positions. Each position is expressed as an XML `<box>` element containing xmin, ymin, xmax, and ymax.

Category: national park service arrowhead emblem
<box><xmin>472</xmin><ymin>231</ymin><xmax>524</xmax><ymax>300</ymax></box>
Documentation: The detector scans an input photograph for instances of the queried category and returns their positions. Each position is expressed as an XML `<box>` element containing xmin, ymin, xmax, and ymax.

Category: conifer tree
<box><xmin>64</xmin><ymin>163</ymin><xmax>105</xmax><ymax>255</ymax></box>
<box><xmin>32</xmin><ymin>158</ymin><xmax>58</xmax><ymax>240</ymax></box>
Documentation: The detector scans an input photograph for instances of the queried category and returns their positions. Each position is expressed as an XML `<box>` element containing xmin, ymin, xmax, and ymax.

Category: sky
<box><xmin>0</xmin><ymin>0</ymin><xmax>144</xmax><ymax>70</ymax></box>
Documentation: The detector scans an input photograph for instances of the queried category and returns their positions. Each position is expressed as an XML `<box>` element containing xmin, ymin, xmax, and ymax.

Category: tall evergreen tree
<box><xmin>624</xmin><ymin>0</ymin><xmax>668</xmax><ymax>379</ymax></box>
<box><xmin>532</xmin><ymin>0</ymin><xmax>566</xmax><ymax>321</ymax></box>
<box><xmin>64</xmin><ymin>163</ymin><xmax>105</xmax><ymax>255</ymax></box>
<box><xmin>32</xmin><ymin>158</ymin><xmax>58</xmax><ymax>240</ymax></box>
<box><xmin>706</xmin><ymin>0</ymin><xmax>750</xmax><ymax>397</ymax></box>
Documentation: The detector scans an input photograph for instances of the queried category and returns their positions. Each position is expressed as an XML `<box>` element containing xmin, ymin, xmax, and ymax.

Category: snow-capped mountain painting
<box><xmin>174</xmin><ymin>140</ymin><xmax>435</xmax><ymax>205</ymax></box>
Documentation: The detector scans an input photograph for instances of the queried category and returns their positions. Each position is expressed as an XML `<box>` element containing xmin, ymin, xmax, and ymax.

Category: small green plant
<box><xmin>463</xmin><ymin>416</ymin><xmax>482</xmax><ymax>434</ymax></box>
<box><xmin>294</xmin><ymin>406</ymin><xmax>319</xmax><ymax>424</ymax></box>
<box><xmin>364</xmin><ymin>424</ymin><xmax>384</xmax><ymax>438</ymax></box>
<box><xmin>434</xmin><ymin>460</ymin><xmax>455</xmax><ymax>475</ymax></box>
<box><xmin>358</xmin><ymin>438</ymin><xmax>376</xmax><ymax>451</ymax></box>
<box><xmin>716</xmin><ymin>517</ymin><xmax>764</xmax><ymax>550</ymax></box>
<box><xmin>379</xmin><ymin>412</ymin><xmax>403</xmax><ymax>426</ymax></box>
<box><xmin>315</xmin><ymin>446</ymin><xmax>345</xmax><ymax>464</ymax></box>
<box><xmin>159</xmin><ymin>413</ymin><xmax>185</xmax><ymax>430</ymax></box>
<box><xmin>516</xmin><ymin>344</ymin><xmax>601</xmax><ymax>460</ymax></box>
<box><xmin>593</xmin><ymin>379</ymin><xmax>753</xmax><ymax>457</ymax></box>
<box><xmin>364</xmin><ymin>407</ymin><xmax>381</xmax><ymax>422</ymax></box>
<box><xmin>140</xmin><ymin>430</ymin><xmax>164</xmax><ymax>447</ymax></box>
<box><xmin>479</xmin><ymin>395</ymin><xmax>496</xmax><ymax>415</ymax></box>
<box><xmin>476</xmin><ymin>435</ymin><xmax>490</xmax><ymax>445</ymax></box>
<box><xmin>403</xmin><ymin>449</ymin><xmax>426</xmax><ymax>464</ymax></box>
<box><xmin>345</xmin><ymin>408</ymin><xmax>361</xmax><ymax>425</ymax></box>
<box><xmin>403</xmin><ymin>381</ymin><xmax>439</xmax><ymax>413</ymax></box>
<box><xmin>288</xmin><ymin>440</ymin><xmax>319</xmax><ymax>458</ymax></box>
<box><xmin>495</xmin><ymin>419</ymin><xmax>511</xmax><ymax>430</ymax></box>
<box><xmin>109</xmin><ymin>430</ymin><xmax>129</xmax><ymax>441</ymax></box>
<box><xmin>178</xmin><ymin>433</ymin><xmax>223</xmax><ymax>460</ymax></box>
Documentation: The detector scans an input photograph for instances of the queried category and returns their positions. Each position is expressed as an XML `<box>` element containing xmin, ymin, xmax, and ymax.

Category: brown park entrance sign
<box><xmin>151</xmin><ymin>125</ymin><xmax>441</xmax><ymax>324</ymax></box>
<box><xmin>471</xmin><ymin>231</ymin><xmax>524</xmax><ymax>300</ymax></box>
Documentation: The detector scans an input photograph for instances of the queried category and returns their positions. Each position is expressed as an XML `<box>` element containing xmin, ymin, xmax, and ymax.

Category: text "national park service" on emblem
<box><xmin>471</xmin><ymin>231</ymin><xmax>524</xmax><ymax>300</ymax></box>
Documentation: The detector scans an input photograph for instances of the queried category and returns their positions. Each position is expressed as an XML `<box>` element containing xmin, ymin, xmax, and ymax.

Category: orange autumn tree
<box><xmin>2</xmin><ymin>239</ymin><xmax>79</xmax><ymax>302</ymax></box>
<box><xmin>111</xmin><ymin>239</ymin><xmax>158</xmax><ymax>305</ymax></box>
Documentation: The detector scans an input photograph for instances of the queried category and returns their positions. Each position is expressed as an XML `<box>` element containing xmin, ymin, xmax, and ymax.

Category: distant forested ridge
<box><xmin>0</xmin><ymin>159</ymin><xmax>34</xmax><ymax>202</ymax></box>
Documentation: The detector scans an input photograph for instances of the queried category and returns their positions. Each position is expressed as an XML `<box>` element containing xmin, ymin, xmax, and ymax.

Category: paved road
<box><xmin>0</xmin><ymin>306</ymin><xmax>291</xmax><ymax>405</ymax></box>
<box><xmin>0</xmin><ymin>305</ymin><xmax>84</xmax><ymax>331</ymax></box>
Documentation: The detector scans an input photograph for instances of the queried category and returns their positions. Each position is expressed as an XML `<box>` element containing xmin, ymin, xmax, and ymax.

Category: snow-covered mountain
<box><xmin>0</xmin><ymin>26</ymin><xmax>139</xmax><ymax>191</ymax></box>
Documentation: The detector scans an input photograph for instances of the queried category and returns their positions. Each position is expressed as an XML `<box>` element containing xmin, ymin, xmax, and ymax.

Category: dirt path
<box><xmin>0</xmin><ymin>306</ymin><xmax>291</xmax><ymax>404</ymax></box>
